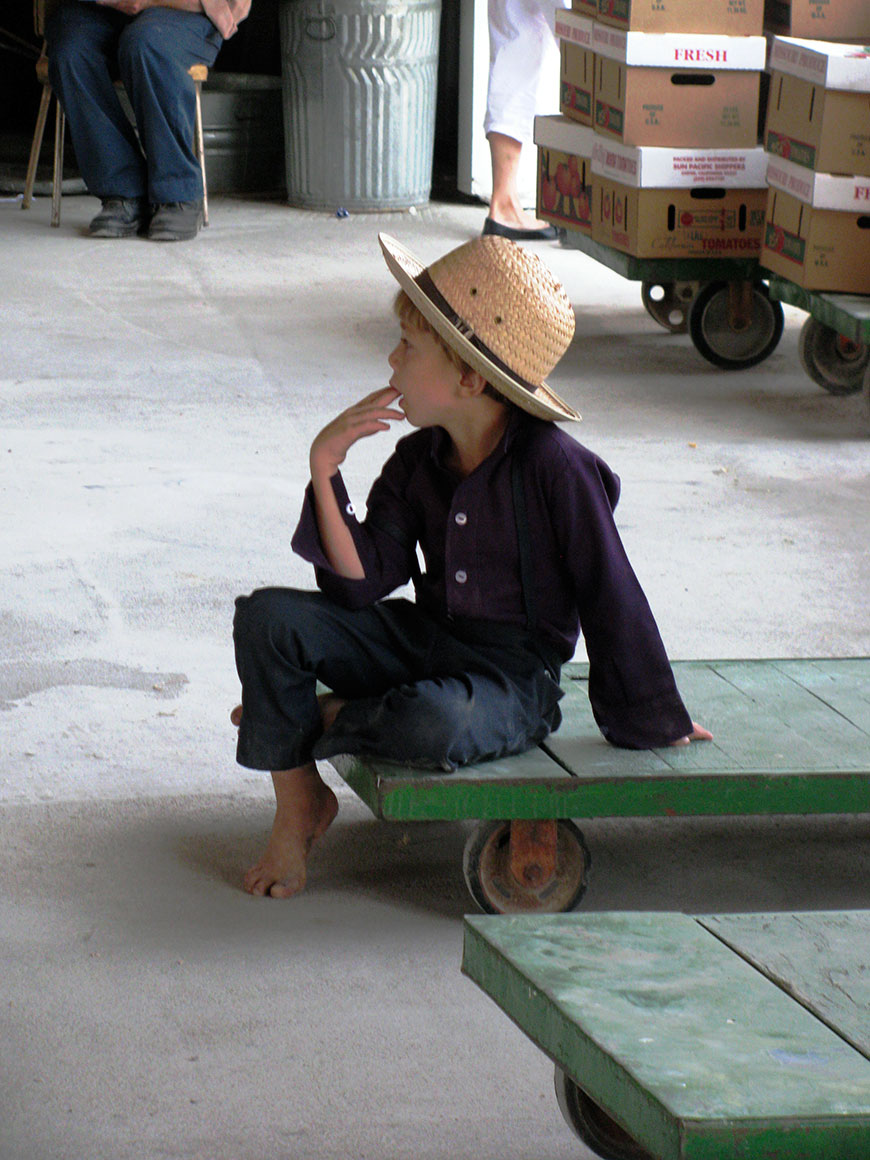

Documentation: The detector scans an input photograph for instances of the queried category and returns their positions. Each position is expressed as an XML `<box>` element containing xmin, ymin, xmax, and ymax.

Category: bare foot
<box><xmin>244</xmin><ymin>764</ymin><xmax>339</xmax><ymax>898</ymax></box>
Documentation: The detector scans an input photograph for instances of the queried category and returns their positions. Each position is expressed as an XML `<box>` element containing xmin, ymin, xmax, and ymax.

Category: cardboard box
<box><xmin>555</xmin><ymin>12</ymin><xmax>595</xmax><ymax>124</ymax></box>
<box><xmin>592</xmin><ymin>24</ymin><xmax>767</xmax><ymax>67</ymax></box>
<box><xmin>597</xmin><ymin>0</ymin><xmax>764</xmax><ymax>36</ymax></box>
<box><xmin>764</xmin><ymin>0</ymin><xmax>870</xmax><ymax>40</ymax></box>
<box><xmin>571</xmin><ymin>0</ymin><xmax>598</xmax><ymax>16</ymax></box>
<box><xmin>592</xmin><ymin>26</ymin><xmax>765</xmax><ymax>147</ymax></box>
<box><xmin>765</xmin><ymin>71</ymin><xmax>870</xmax><ymax>176</ymax></box>
<box><xmin>589</xmin><ymin>141</ymin><xmax>767</xmax><ymax>256</ymax></box>
<box><xmin>534</xmin><ymin>115</ymin><xmax>596</xmax><ymax>233</ymax></box>
<box><xmin>766</xmin><ymin>154</ymin><xmax>870</xmax><ymax>208</ymax></box>
<box><xmin>760</xmin><ymin>186</ymin><xmax>870</xmax><ymax>291</ymax></box>
<box><xmin>768</xmin><ymin>35</ymin><xmax>870</xmax><ymax>88</ymax></box>
<box><xmin>592</xmin><ymin>139</ymin><xmax>769</xmax><ymax>187</ymax></box>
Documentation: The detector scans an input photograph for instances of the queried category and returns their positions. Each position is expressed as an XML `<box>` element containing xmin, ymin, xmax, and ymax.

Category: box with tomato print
<box><xmin>555</xmin><ymin>10</ymin><xmax>595</xmax><ymax>125</ymax></box>
<box><xmin>592</xmin><ymin>23</ymin><xmax>766</xmax><ymax>147</ymax></box>
<box><xmin>590</xmin><ymin>139</ymin><xmax>768</xmax><ymax>257</ymax></box>
<box><xmin>534</xmin><ymin>115</ymin><xmax>596</xmax><ymax>233</ymax></box>
<box><xmin>760</xmin><ymin>155</ymin><xmax>870</xmax><ymax>291</ymax></box>
<box><xmin>764</xmin><ymin>37</ymin><xmax>870</xmax><ymax>179</ymax></box>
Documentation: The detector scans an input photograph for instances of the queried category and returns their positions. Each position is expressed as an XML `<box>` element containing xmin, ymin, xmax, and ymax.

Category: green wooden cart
<box><xmin>767</xmin><ymin>278</ymin><xmax>870</xmax><ymax>412</ymax></box>
<box><xmin>330</xmin><ymin>657</ymin><xmax>870</xmax><ymax>914</ymax></box>
<box><xmin>560</xmin><ymin>229</ymin><xmax>785</xmax><ymax>371</ymax></box>
<box><xmin>560</xmin><ymin>230</ymin><xmax>870</xmax><ymax>418</ymax></box>
<box><xmin>462</xmin><ymin>910</ymin><xmax>870</xmax><ymax>1160</ymax></box>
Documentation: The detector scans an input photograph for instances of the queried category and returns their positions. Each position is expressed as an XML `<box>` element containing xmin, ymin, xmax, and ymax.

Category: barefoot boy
<box><xmin>233</xmin><ymin>232</ymin><xmax>710</xmax><ymax>898</ymax></box>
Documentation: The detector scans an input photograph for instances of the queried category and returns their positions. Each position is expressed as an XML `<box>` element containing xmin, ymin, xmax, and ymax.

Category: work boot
<box><xmin>88</xmin><ymin>196</ymin><xmax>149</xmax><ymax>238</ymax></box>
<box><xmin>148</xmin><ymin>200</ymin><xmax>204</xmax><ymax>242</ymax></box>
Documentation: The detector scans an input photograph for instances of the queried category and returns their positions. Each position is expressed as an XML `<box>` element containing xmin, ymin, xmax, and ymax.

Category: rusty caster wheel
<box><xmin>640</xmin><ymin>280</ymin><xmax>698</xmax><ymax>334</ymax></box>
<box><xmin>555</xmin><ymin>1069</ymin><xmax>653</xmax><ymax>1160</ymax></box>
<box><xmin>798</xmin><ymin>317</ymin><xmax>869</xmax><ymax>396</ymax></box>
<box><xmin>462</xmin><ymin>818</ymin><xmax>590</xmax><ymax>914</ymax></box>
<box><xmin>688</xmin><ymin>280</ymin><xmax>783</xmax><ymax>370</ymax></box>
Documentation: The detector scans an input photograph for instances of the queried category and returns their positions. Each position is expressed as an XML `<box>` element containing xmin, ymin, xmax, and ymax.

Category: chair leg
<box><xmin>51</xmin><ymin>100</ymin><xmax>65</xmax><ymax>228</ymax></box>
<box><xmin>22</xmin><ymin>83</ymin><xmax>52</xmax><ymax>211</ymax></box>
<box><xmin>193</xmin><ymin>81</ymin><xmax>208</xmax><ymax>226</ymax></box>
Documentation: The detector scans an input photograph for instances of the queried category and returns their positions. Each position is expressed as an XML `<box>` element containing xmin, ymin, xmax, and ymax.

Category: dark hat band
<box><xmin>414</xmin><ymin>270</ymin><xmax>540</xmax><ymax>395</ymax></box>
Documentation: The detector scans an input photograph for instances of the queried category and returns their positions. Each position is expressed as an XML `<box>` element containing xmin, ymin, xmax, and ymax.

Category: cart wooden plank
<box><xmin>768</xmin><ymin>279</ymin><xmax>870</xmax><ymax>343</ymax></box>
<box><xmin>461</xmin><ymin>911</ymin><xmax>870</xmax><ymax>1160</ymax></box>
<box><xmin>699</xmin><ymin>912</ymin><xmax>870</xmax><ymax>1061</ymax></box>
<box><xmin>331</xmin><ymin>658</ymin><xmax>870</xmax><ymax>822</ymax></box>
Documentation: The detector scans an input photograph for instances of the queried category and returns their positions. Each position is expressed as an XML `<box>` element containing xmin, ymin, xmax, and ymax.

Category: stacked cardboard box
<box><xmin>592</xmin><ymin>140</ymin><xmax>769</xmax><ymax>258</ymax></box>
<box><xmin>535</xmin><ymin>115</ymin><xmax>597</xmax><ymax>234</ymax></box>
<box><xmin>760</xmin><ymin>36</ymin><xmax>870</xmax><ymax>290</ymax></box>
<box><xmin>556</xmin><ymin>10</ymin><xmax>595</xmax><ymax>126</ymax></box>
<box><xmin>764</xmin><ymin>0</ymin><xmax>870</xmax><ymax>40</ymax></box>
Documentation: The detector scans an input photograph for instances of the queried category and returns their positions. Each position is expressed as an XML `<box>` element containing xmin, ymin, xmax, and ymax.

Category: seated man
<box><xmin>45</xmin><ymin>0</ymin><xmax>250</xmax><ymax>241</ymax></box>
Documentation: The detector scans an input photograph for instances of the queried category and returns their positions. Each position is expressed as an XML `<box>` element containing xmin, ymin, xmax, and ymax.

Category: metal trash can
<box><xmin>280</xmin><ymin>0</ymin><xmax>441</xmax><ymax>211</ymax></box>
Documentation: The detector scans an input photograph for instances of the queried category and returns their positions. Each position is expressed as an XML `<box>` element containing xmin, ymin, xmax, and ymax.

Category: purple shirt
<box><xmin>292</xmin><ymin>413</ymin><xmax>692</xmax><ymax>748</ymax></box>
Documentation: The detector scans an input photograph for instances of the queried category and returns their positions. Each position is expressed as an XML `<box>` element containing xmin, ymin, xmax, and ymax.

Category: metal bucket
<box><xmin>200</xmin><ymin>73</ymin><xmax>285</xmax><ymax>196</ymax></box>
<box><xmin>280</xmin><ymin>0</ymin><xmax>441</xmax><ymax>211</ymax></box>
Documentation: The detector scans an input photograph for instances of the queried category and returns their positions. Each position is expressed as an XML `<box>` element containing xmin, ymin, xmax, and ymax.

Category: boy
<box><xmin>233</xmin><ymin>233</ymin><xmax>710</xmax><ymax>898</ymax></box>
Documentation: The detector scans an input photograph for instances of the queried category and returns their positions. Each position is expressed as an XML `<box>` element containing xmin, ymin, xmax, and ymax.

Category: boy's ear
<box><xmin>457</xmin><ymin>366</ymin><xmax>488</xmax><ymax>397</ymax></box>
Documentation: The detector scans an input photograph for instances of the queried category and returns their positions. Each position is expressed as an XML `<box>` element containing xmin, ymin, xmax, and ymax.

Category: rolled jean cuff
<box><xmin>235</xmin><ymin>720</ymin><xmax>318</xmax><ymax>772</ymax></box>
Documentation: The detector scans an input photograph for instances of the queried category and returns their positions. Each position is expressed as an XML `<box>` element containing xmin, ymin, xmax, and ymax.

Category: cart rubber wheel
<box><xmin>640</xmin><ymin>280</ymin><xmax>697</xmax><ymax>334</ymax></box>
<box><xmin>688</xmin><ymin>280</ymin><xmax>784</xmax><ymax>370</ymax></box>
<box><xmin>462</xmin><ymin>819</ymin><xmax>590</xmax><ymax>914</ymax></box>
<box><xmin>554</xmin><ymin>1069</ymin><xmax>653</xmax><ymax>1160</ymax></box>
<box><xmin>797</xmin><ymin>317</ymin><xmax>868</xmax><ymax>396</ymax></box>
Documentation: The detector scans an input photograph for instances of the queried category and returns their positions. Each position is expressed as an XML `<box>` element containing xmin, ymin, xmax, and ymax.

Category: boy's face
<box><xmin>388</xmin><ymin>322</ymin><xmax>463</xmax><ymax>429</ymax></box>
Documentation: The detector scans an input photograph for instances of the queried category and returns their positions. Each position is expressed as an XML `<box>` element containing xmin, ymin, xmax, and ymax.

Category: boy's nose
<box><xmin>388</xmin><ymin>344</ymin><xmax>401</xmax><ymax>367</ymax></box>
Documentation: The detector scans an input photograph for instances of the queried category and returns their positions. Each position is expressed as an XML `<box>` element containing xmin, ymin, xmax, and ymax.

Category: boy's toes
<box><xmin>230</xmin><ymin>704</ymin><xmax>242</xmax><ymax>727</ymax></box>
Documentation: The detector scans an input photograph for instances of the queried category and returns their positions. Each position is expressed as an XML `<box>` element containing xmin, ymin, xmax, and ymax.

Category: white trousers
<box><xmin>484</xmin><ymin>0</ymin><xmax>568</xmax><ymax>145</ymax></box>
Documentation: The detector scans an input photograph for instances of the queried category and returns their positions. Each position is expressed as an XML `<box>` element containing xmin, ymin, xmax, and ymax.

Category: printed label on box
<box><xmin>763</xmin><ymin>219</ymin><xmax>805</xmax><ymax>264</ymax></box>
<box><xmin>562</xmin><ymin>82</ymin><xmax>593</xmax><ymax>119</ymax></box>
<box><xmin>765</xmin><ymin>128</ymin><xmax>816</xmax><ymax>169</ymax></box>
<box><xmin>555</xmin><ymin>12</ymin><xmax>594</xmax><ymax>44</ymax></box>
<box><xmin>596</xmin><ymin>100</ymin><xmax>625</xmax><ymax>135</ymax></box>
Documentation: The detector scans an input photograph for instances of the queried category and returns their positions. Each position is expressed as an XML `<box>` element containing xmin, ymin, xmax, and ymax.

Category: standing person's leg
<box><xmin>117</xmin><ymin>7</ymin><xmax>222</xmax><ymax>241</ymax></box>
<box><xmin>232</xmin><ymin>590</ymin><xmax>439</xmax><ymax>898</ymax></box>
<box><xmin>45</xmin><ymin>1</ymin><xmax>149</xmax><ymax>236</ymax></box>
<box><xmin>483</xmin><ymin>0</ymin><xmax>562</xmax><ymax>238</ymax></box>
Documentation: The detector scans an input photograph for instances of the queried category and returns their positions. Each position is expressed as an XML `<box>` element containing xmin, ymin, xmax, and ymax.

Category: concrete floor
<box><xmin>2</xmin><ymin>190</ymin><xmax>869</xmax><ymax>1160</ymax></box>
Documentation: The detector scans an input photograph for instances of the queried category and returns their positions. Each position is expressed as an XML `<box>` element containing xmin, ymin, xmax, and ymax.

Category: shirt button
<box><xmin>454</xmin><ymin>570</ymin><xmax>467</xmax><ymax>584</ymax></box>
<box><xmin>345</xmin><ymin>502</ymin><xmax>355</xmax><ymax>515</ymax></box>
<box><xmin>454</xmin><ymin>512</ymin><xmax>468</xmax><ymax>526</ymax></box>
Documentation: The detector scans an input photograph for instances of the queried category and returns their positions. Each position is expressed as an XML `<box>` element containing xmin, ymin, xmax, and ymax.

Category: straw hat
<box><xmin>379</xmin><ymin>233</ymin><xmax>580</xmax><ymax>422</ymax></box>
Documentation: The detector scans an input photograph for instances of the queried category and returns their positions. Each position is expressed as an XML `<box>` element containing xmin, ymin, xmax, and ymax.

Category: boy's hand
<box><xmin>670</xmin><ymin>721</ymin><xmax>713</xmax><ymax>747</ymax></box>
<box><xmin>310</xmin><ymin>387</ymin><xmax>405</xmax><ymax>479</ymax></box>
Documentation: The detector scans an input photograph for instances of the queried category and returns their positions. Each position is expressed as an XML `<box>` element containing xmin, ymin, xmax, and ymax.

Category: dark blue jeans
<box><xmin>233</xmin><ymin>589</ymin><xmax>564</xmax><ymax>772</ymax></box>
<box><xmin>46</xmin><ymin>2</ymin><xmax>222</xmax><ymax>204</ymax></box>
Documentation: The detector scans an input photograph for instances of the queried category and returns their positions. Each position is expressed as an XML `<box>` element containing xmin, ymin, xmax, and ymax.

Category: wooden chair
<box><xmin>21</xmin><ymin>0</ymin><xmax>209</xmax><ymax>228</ymax></box>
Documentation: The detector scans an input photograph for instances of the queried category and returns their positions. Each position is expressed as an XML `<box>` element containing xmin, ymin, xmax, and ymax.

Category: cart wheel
<box><xmin>640</xmin><ymin>280</ymin><xmax>697</xmax><ymax>334</ymax></box>
<box><xmin>462</xmin><ymin>819</ymin><xmax>590</xmax><ymax>914</ymax></box>
<box><xmin>688</xmin><ymin>280</ymin><xmax>784</xmax><ymax>370</ymax></box>
<box><xmin>555</xmin><ymin>1069</ymin><xmax>653</xmax><ymax>1160</ymax></box>
<box><xmin>797</xmin><ymin>317</ymin><xmax>868</xmax><ymax>396</ymax></box>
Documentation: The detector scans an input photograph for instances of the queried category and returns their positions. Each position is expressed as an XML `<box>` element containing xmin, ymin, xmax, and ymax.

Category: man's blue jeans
<box><xmin>46</xmin><ymin>3</ymin><xmax>222</xmax><ymax>204</ymax></box>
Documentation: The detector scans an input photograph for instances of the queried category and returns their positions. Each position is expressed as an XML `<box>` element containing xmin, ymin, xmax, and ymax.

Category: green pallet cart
<box><xmin>462</xmin><ymin>910</ymin><xmax>870</xmax><ymax>1160</ymax></box>
<box><xmin>331</xmin><ymin>657</ymin><xmax>870</xmax><ymax>914</ymax></box>
<box><xmin>560</xmin><ymin>229</ymin><xmax>785</xmax><ymax>371</ymax></box>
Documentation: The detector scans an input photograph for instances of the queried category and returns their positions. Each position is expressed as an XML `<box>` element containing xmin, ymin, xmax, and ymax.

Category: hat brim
<box><xmin>379</xmin><ymin>233</ymin><xmax>580</xmax><ymax>423</ymax></box>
